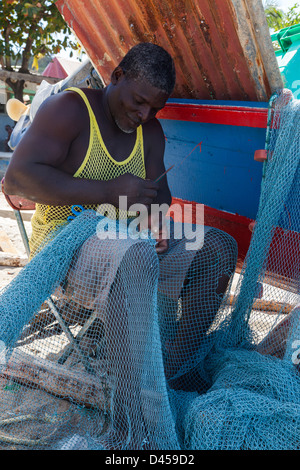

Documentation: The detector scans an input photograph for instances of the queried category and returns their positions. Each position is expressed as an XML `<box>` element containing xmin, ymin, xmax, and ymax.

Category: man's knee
<box><xmin>182</xmin><ymin>228</ymin><xmax>237</xmax><ymax>293</ymax></box>
<box><xmin>122</xmin><ymin>241</ymin><xmax>159</xmax><ymax>280</ymax></box>
<box><xmin>201</xmin><ymin>228</ymin><xmax>238</xmax><ymax>273</ymax></box>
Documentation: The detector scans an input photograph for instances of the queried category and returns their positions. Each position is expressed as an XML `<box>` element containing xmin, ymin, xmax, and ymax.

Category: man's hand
<box><xmin>111</xmin><ymin>173</ymin><xmax>159</xmax><ymax>208</ymax></box>
<box><xmin>154</xmin><ymin>236</ymin><xmax>169</xmax><ymax>254</ymax></box>
<box><xmin>147</xmin><ymin>212</ymin><xmax>169</xmax><ymax>254</ymax></box>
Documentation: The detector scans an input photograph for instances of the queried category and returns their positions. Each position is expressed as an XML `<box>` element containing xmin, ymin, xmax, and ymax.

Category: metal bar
<box><xmin>13</xmin><ymin>210</ymin><xmax>30</xmax><ymax>257</ymax></box>
<box><xmin>45</xmin><ymin>297</ymin><xmax>95</xmax><ymax>375</ymax></box>
<box><xmin>57</xmin><ymin>309</ymin><xmax>103</xmax><ymax>365</ymax></box>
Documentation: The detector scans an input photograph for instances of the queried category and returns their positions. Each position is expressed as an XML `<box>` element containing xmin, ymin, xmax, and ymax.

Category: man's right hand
<box><xmin>110</xmin><ymin>173</ymin><xmax>159</xmax><ymax>208</ymax></box>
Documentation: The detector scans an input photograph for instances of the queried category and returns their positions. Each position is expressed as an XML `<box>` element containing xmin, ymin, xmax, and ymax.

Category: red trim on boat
<box><xmin>158</xmin><ymin>103</ymin><xmax>268</xmax><ymax>128</ymax></box>
<box><xmin>171</xmin><ymin>197</ymin><xmax>300</xmax><ymax>284</ymax></box>
<box><xmin>170</xmin><ymin>197</ymin><xmax>253</xmax><ymax>269</ymax></box>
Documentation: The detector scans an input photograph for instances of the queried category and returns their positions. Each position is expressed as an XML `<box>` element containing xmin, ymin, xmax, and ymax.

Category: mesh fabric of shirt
<box><xmin>29</xmin><ymin>87</ymin><xmax>146</xmax><ymax>256</ymax></box>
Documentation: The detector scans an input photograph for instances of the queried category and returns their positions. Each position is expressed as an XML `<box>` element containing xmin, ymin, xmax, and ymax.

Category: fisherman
<box><xmin>4</xmin><ymin>43</ymin><xmax>237</xmax><ymax>445</ymax></box>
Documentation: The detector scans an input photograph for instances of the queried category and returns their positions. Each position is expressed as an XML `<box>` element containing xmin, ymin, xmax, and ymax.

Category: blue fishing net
<box><xmin>0</xmin><ymin>90</ymin><xmax>299</xmax><ymax>450</ymax></box>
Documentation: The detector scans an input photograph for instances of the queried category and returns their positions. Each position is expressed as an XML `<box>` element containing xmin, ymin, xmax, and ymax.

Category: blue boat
<box><xmin>5</xmin><ymin>0</ymin><xmax>299</xmax><ymax>272</ymax></box>
<box><xmin>53</xmin><ymin>0</ymin><xmax>288</xmax><ymax>271</ymax></box>
<box><xmin>271</xmin><ymin>22</ymin><xmax>300</xmax><ymax>99</ymax></box>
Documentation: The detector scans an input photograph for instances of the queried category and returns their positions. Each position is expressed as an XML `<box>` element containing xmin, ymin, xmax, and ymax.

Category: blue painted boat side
<box><xmin>159</xmin><ymin>118</ymin><xmax>265</xmax><ymax>221</ymax></box>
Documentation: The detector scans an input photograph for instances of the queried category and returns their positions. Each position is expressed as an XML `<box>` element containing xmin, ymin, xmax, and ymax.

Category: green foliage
<box><xmin>284</xmin><ymin>3</ymin><xmax>300</xmax><ymax>27</ymax></box>
<box><xmin>264</xmin><ymin>5</ymin><xmax>285</xmax><ymax>30</ymax></box>
<box><xmin>264</xmin><ymin>2</ymin><xmax>300</xmax><ymax>31</ymax></box>
<box><xmin>0</xmin><ymin>0</ymin><xmax>79</xmax><ymax>73</ymax></box>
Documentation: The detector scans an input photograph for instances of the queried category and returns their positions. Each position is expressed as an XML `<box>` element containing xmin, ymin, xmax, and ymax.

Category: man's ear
<box><xmin>111</xmin><ymin>66</ymin><xmax>125</xmax><ymax>85</ymax></box>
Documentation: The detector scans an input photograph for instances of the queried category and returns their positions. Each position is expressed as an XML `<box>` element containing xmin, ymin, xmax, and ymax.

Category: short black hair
<box><xmin>118</xmin><ymin>43</ymin><xmax>176</xmax><ymax>95</ymax></box>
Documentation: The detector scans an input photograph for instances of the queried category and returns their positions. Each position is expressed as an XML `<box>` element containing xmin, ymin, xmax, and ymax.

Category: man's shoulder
<box><xmin>142</xmin><ymin>118</ymin><xmax>165</xmax><ymax>160</ymax></box>
<box><xmin>75</xmin><ymin>87</ymin><xmax>104</xmax><ymax>106</ymax></box>
<box><xmin>37</xmin><ymin>89</ymin><xmax>83</xmax><ymax>118</ymax></box>
<box><xmin>27</xmin><ymin>89</ymin><xmax>93</xmax><ymax>142</ymax></box>
<box><xmin>142</xmin><ymin>117</ymin><xmax>164</xmax><ymax>139</ymax></box>
<box><xmin>33</xmin><ymin>88</ymin><xmax>101</xmax><ymax>130</ymax></box>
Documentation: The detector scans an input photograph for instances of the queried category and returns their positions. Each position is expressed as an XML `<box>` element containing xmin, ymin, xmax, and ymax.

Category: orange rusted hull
<box><xmin>56</xmin><ymin>0</ymin><xmax>283</xmax><ymax>101</ymax></box>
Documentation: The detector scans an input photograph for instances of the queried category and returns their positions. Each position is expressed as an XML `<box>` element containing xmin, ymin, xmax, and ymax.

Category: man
<box><xmin>4</xmin><ymin>43</ymin><xmax>237</xmax><ymax>448</ymax></box>
<box><xmin>5</xmin><ymin>43</ymin><xmax>173</xmax><ymax>256</ymax></box>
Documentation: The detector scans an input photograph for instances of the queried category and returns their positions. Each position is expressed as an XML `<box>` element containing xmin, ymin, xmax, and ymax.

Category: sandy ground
<box><xmin>0</xmin><ymin>191</ymin><xmax>33</xmax><ymax>291</ymax></box>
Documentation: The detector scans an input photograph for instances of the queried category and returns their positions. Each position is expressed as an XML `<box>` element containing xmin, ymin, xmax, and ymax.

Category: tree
<box><xmin>263</xmin><ymin>1</ymin><xmax>285</xmax><ymax>30</ymax></box>
<box><xmin>283</xmin><ymin>3</ymin><xmax>300</xmax><ymax>27</ymax></box>
<box><xmin>263</xmin><ymin>1</ymin><xmax>300</xmax><ymax>31</ymax></box>
<box><xmin>0</xmin><ymin>0</ymin><xmax>80</xmax><ymax>101</ymax></box>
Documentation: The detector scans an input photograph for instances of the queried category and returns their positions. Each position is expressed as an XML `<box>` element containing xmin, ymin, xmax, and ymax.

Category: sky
<box><xmin>276</xmin><ymin>0</ymin><xmax>300</xmax><ymax>11</ymax></box>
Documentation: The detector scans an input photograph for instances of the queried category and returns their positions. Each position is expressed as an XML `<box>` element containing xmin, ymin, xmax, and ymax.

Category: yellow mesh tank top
<box><xmin>29</xmin><ymin>87</ymin><xmax>146</xmax><ymax>256</ymax></box>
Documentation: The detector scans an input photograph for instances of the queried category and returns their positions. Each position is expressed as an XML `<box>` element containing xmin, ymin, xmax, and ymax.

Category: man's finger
<box><xmin>145</xmin><ymin>179</ymin><xmax>160</xmax><ymax>191</ymax></box>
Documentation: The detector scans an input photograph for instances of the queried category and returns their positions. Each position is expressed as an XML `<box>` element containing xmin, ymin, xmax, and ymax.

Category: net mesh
<box><xmin>0</xmin><ymin>90</ymin><xmax>299</xmax><ymax>450</ymax></box>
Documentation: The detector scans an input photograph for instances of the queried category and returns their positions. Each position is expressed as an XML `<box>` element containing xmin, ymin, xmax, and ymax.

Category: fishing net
<box><xmin>0</xmin><ymin>89</ymin><xmax>299</xmax><ymax>450</ymax></box>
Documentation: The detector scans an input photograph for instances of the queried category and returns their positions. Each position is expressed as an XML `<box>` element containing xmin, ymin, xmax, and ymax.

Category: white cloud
<box><xmin>276</xmin><ymin>0</ymin><xmax>300</xmax><ymax>12</ymax></box>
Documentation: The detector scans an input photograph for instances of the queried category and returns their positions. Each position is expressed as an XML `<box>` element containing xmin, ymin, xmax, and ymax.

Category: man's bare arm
<box><xmin>144</xmin><ymin>118</ymin><xmax>172</xmax><ymax>207</ymax></box>
<box><xmin>4</xmin><ymin>92</ymin><xmax>158</xmax><ymax>207</ymax></box>
<box><xmin>143</xmin><ymin>118</ymin><xmax>172</xmax><ymax>253</ymax></box>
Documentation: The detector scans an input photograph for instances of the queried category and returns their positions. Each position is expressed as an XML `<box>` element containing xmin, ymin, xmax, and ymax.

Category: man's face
<box><xmin>109</xmin><ymin>70</ymin><xmax>169</xmax><ymax>133</ymax></box>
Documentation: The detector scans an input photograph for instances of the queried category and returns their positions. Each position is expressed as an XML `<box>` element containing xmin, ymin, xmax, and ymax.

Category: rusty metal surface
<box><xmin>56</xmin><ymin>0</ymin><xmax>283</xmax><ymax>101</ymax></box>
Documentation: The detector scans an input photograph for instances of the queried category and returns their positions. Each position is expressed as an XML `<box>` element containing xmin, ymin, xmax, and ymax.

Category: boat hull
<box><xmin>158</xmin><ymin>99</ymin><xmax>268</xmax><ymax>266</ymax></box>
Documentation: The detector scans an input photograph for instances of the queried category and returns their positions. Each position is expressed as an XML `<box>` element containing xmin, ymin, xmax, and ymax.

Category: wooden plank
<box><xmin>228</xmin><ymin>294</ymin><xmax>294</xmax><ymax>315</ymax></box>
<box><xmin>0</xmin><ymin>252</ymin><xmax>27</xmax><ymax>267</ymax></box>
<box><xmin>0</xmin><ymin>69</ymin><xmax>61</xmax><ymax>85</ymax></box>
<box><xmin>1</xmin><ymin>349</ymin><xmax>110</xmax><ymax>409</ymax></box>
<box><xmin>0</xmin><ymin>209</ymin><xmax>34</xmax><ymax>222</ymax></box>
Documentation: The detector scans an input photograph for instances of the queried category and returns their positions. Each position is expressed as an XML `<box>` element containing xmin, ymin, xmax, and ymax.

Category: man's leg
<box><xmin>104</xmin><ymin>240</ymin><xmax>162</xmax><ymax>449</ymax></box>
<box><xmin>163</xmin><ymin>228</ymin><xmax>238</xmax><ymax>391</ymax></box>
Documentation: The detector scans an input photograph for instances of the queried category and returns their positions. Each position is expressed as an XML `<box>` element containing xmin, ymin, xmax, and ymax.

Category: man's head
<box><xmin>107</xmin><ymin>43</ymin><xmax>176</xmax><ymax>133</ymax></box>
<box><xmin>118</xmin><ymin>42</ymin><xmax>176</xmax><ymax>96</ymax></box>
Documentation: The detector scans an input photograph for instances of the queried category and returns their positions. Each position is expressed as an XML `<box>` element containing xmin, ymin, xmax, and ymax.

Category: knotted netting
<box><xmin>183</xmin><ymin>90</ymin><xmax>300</xmax><ymax>450</ymax></box>
<box><xmin>0</xmin><ymin>89</ymin><xmax>299</xmax><ymax>450</ymax></box>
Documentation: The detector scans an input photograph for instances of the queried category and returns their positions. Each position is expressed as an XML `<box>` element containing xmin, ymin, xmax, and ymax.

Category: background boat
<box><xmin>271</xmin><ymin>22</ymin><xmax>300</xmax><ymax>99</ymax></box>
<box><xmin>56</xmin><ymin>0</ymin><xmax>285</xmax><ymax>270</ymax></box>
